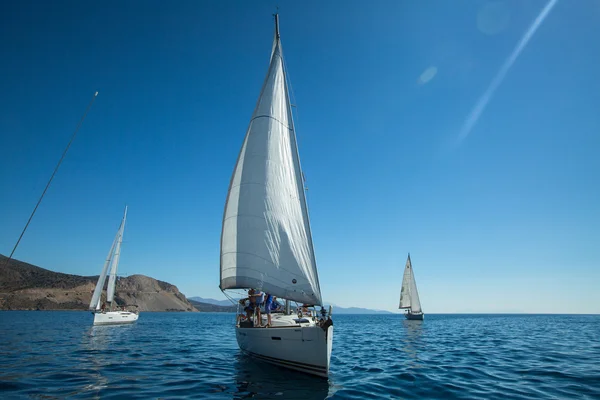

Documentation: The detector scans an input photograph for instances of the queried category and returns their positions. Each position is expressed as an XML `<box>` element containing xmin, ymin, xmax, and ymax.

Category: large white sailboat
<box><xmin>220</xmin><ymin>14</ymin><xmax>333</xmax><ymax>378</ymax></box>
<box><xmin>89</xmin><ymin>206</ymin><xmax>139</xmax><ymax>325</ymax></box>
<box><xmin>399</xmin><ymin>254</ymin><xmax>424</xmax><ymax>320</ymax></box>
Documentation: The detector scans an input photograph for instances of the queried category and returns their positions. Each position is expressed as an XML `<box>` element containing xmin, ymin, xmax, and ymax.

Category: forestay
<box><xmin>220</xmin><ymin>16</ymin><xmax>322</xmax><ymax>306</ymax></box>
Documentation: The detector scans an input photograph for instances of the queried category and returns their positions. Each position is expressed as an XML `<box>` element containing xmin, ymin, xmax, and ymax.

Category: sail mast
<box><xmin>89</xmin><ymin>230</ymin><xmax>119</xmax><ymax>310</ymax></box>
<box><xmin>106</xmin><ymin>206</ymin><xmax>127</xmax><ymax>310</ymax></box>
<box><xmin>280</xmin><ymin>14</ymin><xmax>323</xmax><ymax>306</ymax></box>
<box><xmin>219</xmin><ymin>13</ymin><xmax>322</xmax><ymax>305</ymax></box>
<box><xmin>408</xmin><ymin>254</ymin><xmax>422</xmax><ymax>313</ymax></box>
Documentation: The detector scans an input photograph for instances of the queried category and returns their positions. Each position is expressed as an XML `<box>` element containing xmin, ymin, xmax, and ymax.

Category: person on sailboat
<box><xmin>269</xmin><ymin>296</ymin><xmax>283</xmax><ymax>313</ymax></box>
<box><xmin>264</xmin><ymin>293</ymin><xmax>274</xmax><ymax>327</ymax></box>
<box><xmin>252</xmin><ymin>289</ymin><xmax>265</xmax><ymax>326</ymax></box>
<box><xmin>242</xmin><ymin>288</ymin><xmax>257</xmax><ymax>321</ymax></box>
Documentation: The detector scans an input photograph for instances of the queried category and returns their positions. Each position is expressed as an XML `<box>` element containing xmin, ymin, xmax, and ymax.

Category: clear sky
<box><xmin>1</xmin><ymin>1</ymin><xmax>598</xmax><ymax>313</ymax></box>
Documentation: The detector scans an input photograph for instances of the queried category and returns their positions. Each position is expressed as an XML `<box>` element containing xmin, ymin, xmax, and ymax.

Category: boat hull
<box><xmin>236</xmin><ymin>324</ymin><xmax>333</xmax><ymax>378</ymax></box>
<box><xmin>93</xmin><ymin>311</ymin><xmax>139</xmax><ymax>325</ymax></box>
<box><xmin>405</xmin><ymin>312</ymin><xmax>424</xmax><ymax>321</ymax></box>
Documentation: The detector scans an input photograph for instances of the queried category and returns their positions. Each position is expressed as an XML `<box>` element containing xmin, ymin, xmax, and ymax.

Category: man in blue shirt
<box><xmin>264</xmin><ymin>293</ymin><xmax>274</xmax><ymax>327</ymax></box>
<box><xmin>269</xmin><ymin>296</ymin><xmax>283</xmax><ymax>313</ymax></box>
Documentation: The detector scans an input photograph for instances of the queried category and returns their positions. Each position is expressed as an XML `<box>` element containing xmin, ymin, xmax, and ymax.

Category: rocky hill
<box><xmin>188</xmin><ymin>299</ymin><xmax>236</xmax><ymax>312</ymax></box>
<box><xmin>0</xmin><ymin>255</ymin><xmax>198</xmax><ymax>312</ymax></box>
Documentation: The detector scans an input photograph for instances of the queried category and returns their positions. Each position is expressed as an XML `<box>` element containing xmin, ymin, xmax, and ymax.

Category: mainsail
<box><xmin>220</xmin><ymin>15</ymin><xmax>322</xmax><ymax>306</ymax></box>
<box><xmin>89</xmin><ymin>232</ymin><xmax>118</xmax><ymax>310</ymax></box>
<box><xmin>89</xmin><ymin>207</ymin><xmax>128</xmax><ymax>311</ymax></box>
<box><xmin>399</xmin><ymin>254</ymin><xmax>422</xmax><ymax>313</ymax></box>
<box><xmin>107</xmin><ymin>206</ymin><xmax>127</xmax><ymax>304</ymax></box>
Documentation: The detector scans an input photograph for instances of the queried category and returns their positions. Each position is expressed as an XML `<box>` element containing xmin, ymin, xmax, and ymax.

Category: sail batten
<box><xmin>220</xmin><ymin>16</ymin><xmax>322</xmax><ymax>306</ymax></box>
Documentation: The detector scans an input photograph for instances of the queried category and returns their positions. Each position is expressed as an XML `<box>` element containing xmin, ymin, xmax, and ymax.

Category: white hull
<box><xmin>236</xmin><ymin>315</ymin><xmax>333</xmax><ymax>378</ymax></box>
<box><xmin>93</xmin><ymin>311</ymin><xmax>139</xmax><ymax>325</ymax></box>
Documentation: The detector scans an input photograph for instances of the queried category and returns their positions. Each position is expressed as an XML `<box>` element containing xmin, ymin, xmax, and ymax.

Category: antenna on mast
<box><xmin>273</xmin><ymin>8</ymin><xmax>280</xmax><ymax>39</ymax></box>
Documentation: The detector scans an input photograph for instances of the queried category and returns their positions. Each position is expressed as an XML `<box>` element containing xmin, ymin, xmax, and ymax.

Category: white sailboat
<box><xmin>89</xmin><ymin>206</ymin><xmax>139</xmax><ymax>325</ymax></box>
<box><xmin>220</xmin><ymin>14</ymin><xmax>333</xmax><ymax>378</ymax></box>
<box><xmin>399</xmin><ymin>254</ymin><xmax>424</xmax><ymax>320</ymax></box>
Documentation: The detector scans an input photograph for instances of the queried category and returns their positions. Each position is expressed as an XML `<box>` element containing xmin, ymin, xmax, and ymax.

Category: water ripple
<box><xmin>0</xmin><ymin>312</ymin><xmax>599</xmax><ymax>399</ymax></box>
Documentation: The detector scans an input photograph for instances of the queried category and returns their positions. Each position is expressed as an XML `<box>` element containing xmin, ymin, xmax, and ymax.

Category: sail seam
<box><xmin>227</xmin><ymin>181</ymin><xmax>298</xmax><ymax>193</ymax></box>
<box><xmin>249</xmin><ymin>114</ymin><xmax>292</xmax><ymax>131</ymax></box>
<box><xmin>223</xmin><ymin>213</ymin><xmax>270</xmax><ymax>223</ymax></box>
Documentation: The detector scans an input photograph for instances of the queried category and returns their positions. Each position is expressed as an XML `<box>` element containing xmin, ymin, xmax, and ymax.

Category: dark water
<box><xmin>0</xmin><ymin>312</ymin><xmax>599</xmax><ymax>399</ymax></box>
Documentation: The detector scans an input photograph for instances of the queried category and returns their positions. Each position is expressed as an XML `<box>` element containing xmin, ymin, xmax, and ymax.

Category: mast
<box><xmin>219</xmin><ymin>13</ymin><xmax>323</xmax><ymax>305</ymax></box>
<box><xmin>90</xmin><ymin>230</ymin><xmax>119</xmax><ymax>311</ymax></box>
<box><xmin>280</xmin><ymin>13</ymin><xmax>323</xmax><ymax>306</ymax></box>
<box><xmin>407</xmin><ymin>254</ymin><xmax>422</xmax><ymax>313</ymax></box>
<box><xmin>274</xmin><ymin>12</ymin><xmax>280</xmax><ymax>39</ymax></box>
<box><xmin>106</xmin><ymin>206</ymin><xmax>127</xmax><ymax>311</ymax></box>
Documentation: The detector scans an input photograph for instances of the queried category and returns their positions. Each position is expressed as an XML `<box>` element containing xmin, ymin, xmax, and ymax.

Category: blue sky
<box><xmin>1</xmin><ymin>1</ymin><xmax>598</xmax><ymax>313</ymax></box>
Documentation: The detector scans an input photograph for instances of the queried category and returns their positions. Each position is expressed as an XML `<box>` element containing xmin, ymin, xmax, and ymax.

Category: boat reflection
<box><xmin>76</xmin><ymin>323</ymin><xmax>136</xmax><ymax>396</ymax></box>
<box><xmin>86</xmin><ymin>322</ymin><xmax>136</xmax><ymax>351</ymax></box>
<box><xmin>400</xmin><ymin>318</ymin><xmax>424</xmax><ymax>370</ymax></box>
<box><xmin>232</xmin><ymin>353</ymin><xmax>332</xmax><ymax>399</ymax></box>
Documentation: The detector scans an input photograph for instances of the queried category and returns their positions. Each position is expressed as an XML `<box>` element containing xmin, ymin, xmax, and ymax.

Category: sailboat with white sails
<box><xmin>89</xmin><ymin>206</ymin><xmax>139</xmax><ymax>325</ymax></box>
<box><xmin>219</xmin><ymin>14</ymin><xmax>333</xmax><ymax>378</ymax></box>
<box><xmin>399</xmin><ymin>254</ymin><xmax>424</xmax><ymax>320</ymax></box>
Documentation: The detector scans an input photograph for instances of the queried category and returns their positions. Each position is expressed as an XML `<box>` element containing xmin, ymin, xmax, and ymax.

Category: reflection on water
<box><xmin>232</xmin><ymin>354</ymin><xmax>331</xmax><ymax>399</ymax></box>
<box><xmin>86</xmin><ymin>322</ymin><xmax>136</xmax><ymax>350</ymax></box>
<box><xmin>78</xmin><ymin>322</ymin><xmax>138</xmax><ymax>396</ymax></box>
<box><xmin>400</xmin><ymin>319</ymin><xmax>424</xmax><ymax>370</ymax></box>
<box><xmin>1</xmin><ymin>312</ymin><xmax>599</xmax><ymax>399</ymax></box>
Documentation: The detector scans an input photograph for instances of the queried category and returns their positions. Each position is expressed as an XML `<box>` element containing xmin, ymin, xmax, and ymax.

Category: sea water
<box><xmin>0</xmin><ymin>312</ymin><xmax>598</xmax><ymax>399</ymax></box>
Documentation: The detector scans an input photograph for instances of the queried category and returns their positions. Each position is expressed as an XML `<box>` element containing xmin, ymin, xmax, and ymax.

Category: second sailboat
<box><xmin>89</xmin><ymin>206</ymin><xmax>139</xmax><ymax>325</ymax></box>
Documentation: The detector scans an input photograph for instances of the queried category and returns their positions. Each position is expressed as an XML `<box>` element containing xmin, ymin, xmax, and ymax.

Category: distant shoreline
<box><xmin>0</xmin><ymin>254</ymin><xmax>199</xmax><ymax>312</ymax></box>
<box><xmin>1</xmin><ymin>310</ymin><xmax>595</xmax><ymax>315</ymax></box>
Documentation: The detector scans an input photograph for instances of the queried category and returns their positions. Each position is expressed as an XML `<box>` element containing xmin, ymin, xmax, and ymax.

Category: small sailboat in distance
<box><xmin>219</xmin><ymin>14</ymin><xmax>333</xmax><ymax>377</ymax></box>
<box><xmin>399</xmin><ymin>254</ymin><xmax>424</xmax><ymax>320</ymax></box>
<box><xmin>89</xmin><ymin>206</ymin><xmax>139</xmax><ymax>325</ymax></box>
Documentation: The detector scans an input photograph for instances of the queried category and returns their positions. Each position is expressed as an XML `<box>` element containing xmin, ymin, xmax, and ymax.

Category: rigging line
<box><xmin>283</xmin><ymin>56</ymin><xmax>300</xmax><ymax>134</ymax></box>
<box><xmin>282</xmin><ymin>55</ymin><xmax>309</xmax><ymax>189</ymax></box>
<box><xmin>222</xmin><ymin>290</ymin><xmax>239</xmax><ymax>306</ymax></box>
<box><xmin>2</xmin><ymin>91</ymin><xmax>99</xmax><ymax>269</ymax></box>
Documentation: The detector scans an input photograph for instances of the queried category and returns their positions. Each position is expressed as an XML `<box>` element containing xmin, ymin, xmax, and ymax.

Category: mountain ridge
<box><xmin>0</xmin><ymin>254</ymin><xmax>198</xmax><ymax>312</ymax></box>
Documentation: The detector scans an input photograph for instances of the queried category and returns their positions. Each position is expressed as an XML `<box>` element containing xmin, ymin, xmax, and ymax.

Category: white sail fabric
<box><xmin>399</xmin><ymin>255</ymin><xmax>423</xmax><ymax>313</ymax></box>
<box><xmin>399</xmin><ymin>257</ymin><xmax>412</xmax><ymax>309</ymax></box>
<box><xmin>107</xmin><ymin>207</ymin><xmax>127</xmax><ymax>303</ymax></box>
<box><xmin>220</xmin><ymin>21</ymin><xmax>322</xmax><ymax>306</ymax></box>
<box><xmin>409</xmin><ymin>264</ymin><xmax>422</xmax><ymax>313</ymax></box>
<box><xmin>89</xmin><ymin>233</ymin><xmax>118</xmax><ymax>310</ymax></box>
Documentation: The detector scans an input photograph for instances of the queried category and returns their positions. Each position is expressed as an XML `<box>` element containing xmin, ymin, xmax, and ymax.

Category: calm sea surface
<box><xmin>0</xmin><ymin>312</ymin><xmax>599</xmax><ymax>399</ymax></box>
